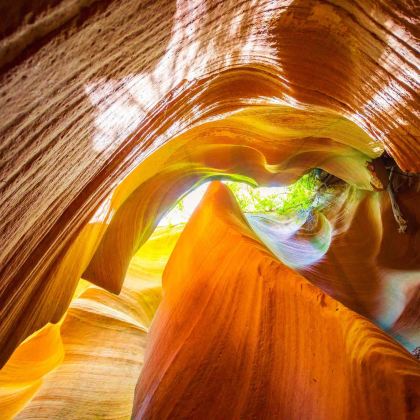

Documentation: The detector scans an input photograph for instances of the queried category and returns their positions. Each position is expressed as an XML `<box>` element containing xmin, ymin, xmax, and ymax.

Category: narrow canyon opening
<box><xmin>0</xmin><ymin>1</ymin><xmax>419</xmax><ymax>418</ymax></box>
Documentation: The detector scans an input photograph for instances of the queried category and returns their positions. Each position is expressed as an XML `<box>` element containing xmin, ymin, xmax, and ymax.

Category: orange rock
<box><xmin>133</xmin><ymin>182</ymin><xmax>420</xmax><ymax>419</ymax></box>
<box><xmin>0</xmin><ymin>0</ymin><xmax>419</xmax><ymax>365</ymax></box>
<box><xmin>0</xmin><ymin>0</ymin><xmax>419</xmax><ymax>416</ymax></box>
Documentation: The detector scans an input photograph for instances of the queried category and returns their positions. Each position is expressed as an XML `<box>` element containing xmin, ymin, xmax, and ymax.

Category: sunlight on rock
<box><xmin>0</xmin><ymin>0</ymin><xmax>419</xmax><ymax>418</ymax></box>
<box><xmin>159</xmin><ymin>181</ymin><xmax>293</xmax><ymax>226</ymax></box>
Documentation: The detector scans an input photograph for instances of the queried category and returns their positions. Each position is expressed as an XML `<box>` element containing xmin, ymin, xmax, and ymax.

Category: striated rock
<box><xmin>0</xmin><ymin>224</ymin><xmax>180</xmax><ymax>419</ymax></box>
<box><xmin>133</xmin><ymin>182</ymin><xmax>420</xmax><ymax>419</ymax></box>
<box><xmin>15</xmin><ymin>285</ymin><xmax>156</xmax><ymax>419</ymax></box>
<box><xmin>0</xmin><ymin>0</ymin><xmax>419</xmax><ymax>417</ymax></box>
<box><xmin>0</xmin><ymin>101</ymin><xmax>383</xmax><ymax>365</ymax></box>
<box><xmin>0</xmin><ymin>323</ymin><xmax>63</xmax><ymax>419</ymax></box>
<box><xmin>297</xmin><ymin>187</ymin><xmax>420</xmax><ymax>348</ymax></box>
<box><xmin>0</xmin><ymin>0</ymin><xmax>419</xmax><ymax>366</ymax></box>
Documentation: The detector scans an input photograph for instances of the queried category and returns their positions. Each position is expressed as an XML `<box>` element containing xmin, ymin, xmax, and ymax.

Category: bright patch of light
<box><xmin>158</xmin><ymin>181</ymin><xmax>292</xmax><ymax>227</ymax></box>
<box><xmin>90</xmin><ymin>195</ymin><xmax>114</xmax><ymax>224</ymax></box>
<box><xmin>159</xmin><ymin>183</ymin><xmax>211</xmax><ymax>226</ymax></box>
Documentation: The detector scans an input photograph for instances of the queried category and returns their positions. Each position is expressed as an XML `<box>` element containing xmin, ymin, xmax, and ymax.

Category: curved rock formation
<box><xmin>1</xmin><ymin>225</ymin><xmax>180</xmax><ymax>419</ymax></box>
<box><xmin>1</xmin><ymin>0</ymin><xmax>419</xmax><ymax>361</ymax></box>
<box><xmin>0</xmin><ymin>0</ymin><xmax>419</xmax><ymax>417</ymax></box>
<box><xmin>133</xmin><ymin>182</ymin><xmax>420</xmax><ymax>419</ymax></box>
<box><xmin>0</xmin><ymin>323</ymin><xmax>63</xmax><ymax>418</ymax></box>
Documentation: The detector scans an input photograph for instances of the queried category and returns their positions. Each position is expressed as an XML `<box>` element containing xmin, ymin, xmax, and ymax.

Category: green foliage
<box><xmin>225</xmin><ymin>171</ymin><xmax>320</xmax><ymax>216</ymax></box>
<box><xmin>163</xmin><ymin>171</ymin><xmax>325</xmax><ymax>228</ymax></box>
<box><xmin>175</xmin><ymin>197</ymin><xmax>184</xmax><ymax>212</ymax></box>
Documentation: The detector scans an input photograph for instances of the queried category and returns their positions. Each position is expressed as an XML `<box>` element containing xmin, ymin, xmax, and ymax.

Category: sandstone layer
<box><xmin>0</xmin><ymin>0</ymin><xmax>419</xmax><ymax>418</ymax></box>
<box><xmin>133</xmin><ymin>182</ymin><xmax>420</xmax><ymax>419</ymax></box>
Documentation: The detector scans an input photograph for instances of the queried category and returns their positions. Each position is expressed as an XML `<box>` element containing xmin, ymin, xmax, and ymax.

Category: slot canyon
<box><xmin>0</xmin><ymin>0</ymin><xmax>419</xmax><ymax>419</ymax></box>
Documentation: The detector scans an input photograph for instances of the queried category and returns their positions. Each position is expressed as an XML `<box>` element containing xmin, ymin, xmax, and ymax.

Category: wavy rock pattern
<box><xmin>0</xmin><ymin>323</ymin><xmax>63</xmax><ymax>418</ymax></box>
<box><xmin>15</xmin><ymin>285</ymin><xmax>155</xmax><ymax>419</ymax></box>
<box><xmin>1</xmin><ymin>226</ymin><xmax>180</xmax><ymax>419</ymax></box>
<box><xmin>0</xmin><ymin>0</ymin><xmax>419</xmax><ymax>365</ymax></box>
<box><xmin>0</xmin><ymin>0</ymin><xmax>419</xmax><ymax>417</ymax></box>
<box><xmin>297</xmin><ymin>187</ymin><xmax>420</xmax><ymax>348</ymax></box>
<box><xmin>243</xmin><ymin>182</ymin><xmax>420</xmax><ymax>350</ymax></box>
<box><xmin>133</xmin><ymin>182</ymin><xmax>420</xmax><ymax>419</ymax></box>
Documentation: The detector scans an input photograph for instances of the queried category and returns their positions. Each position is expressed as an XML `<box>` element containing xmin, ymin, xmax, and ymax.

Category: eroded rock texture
<box><xmin>133</xmin><ymin>182</ymin><xmax>420</xmax><ymax>419</ymax></box>
<box><xmin>1</xmin><ymin>226</ymin><xmax>180</xmax><ymax>418</ymax></box>
<box><xmin>0</xmin><ymin>0</ymin><xmax>419</xmax><ymax>418</ymax></box>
